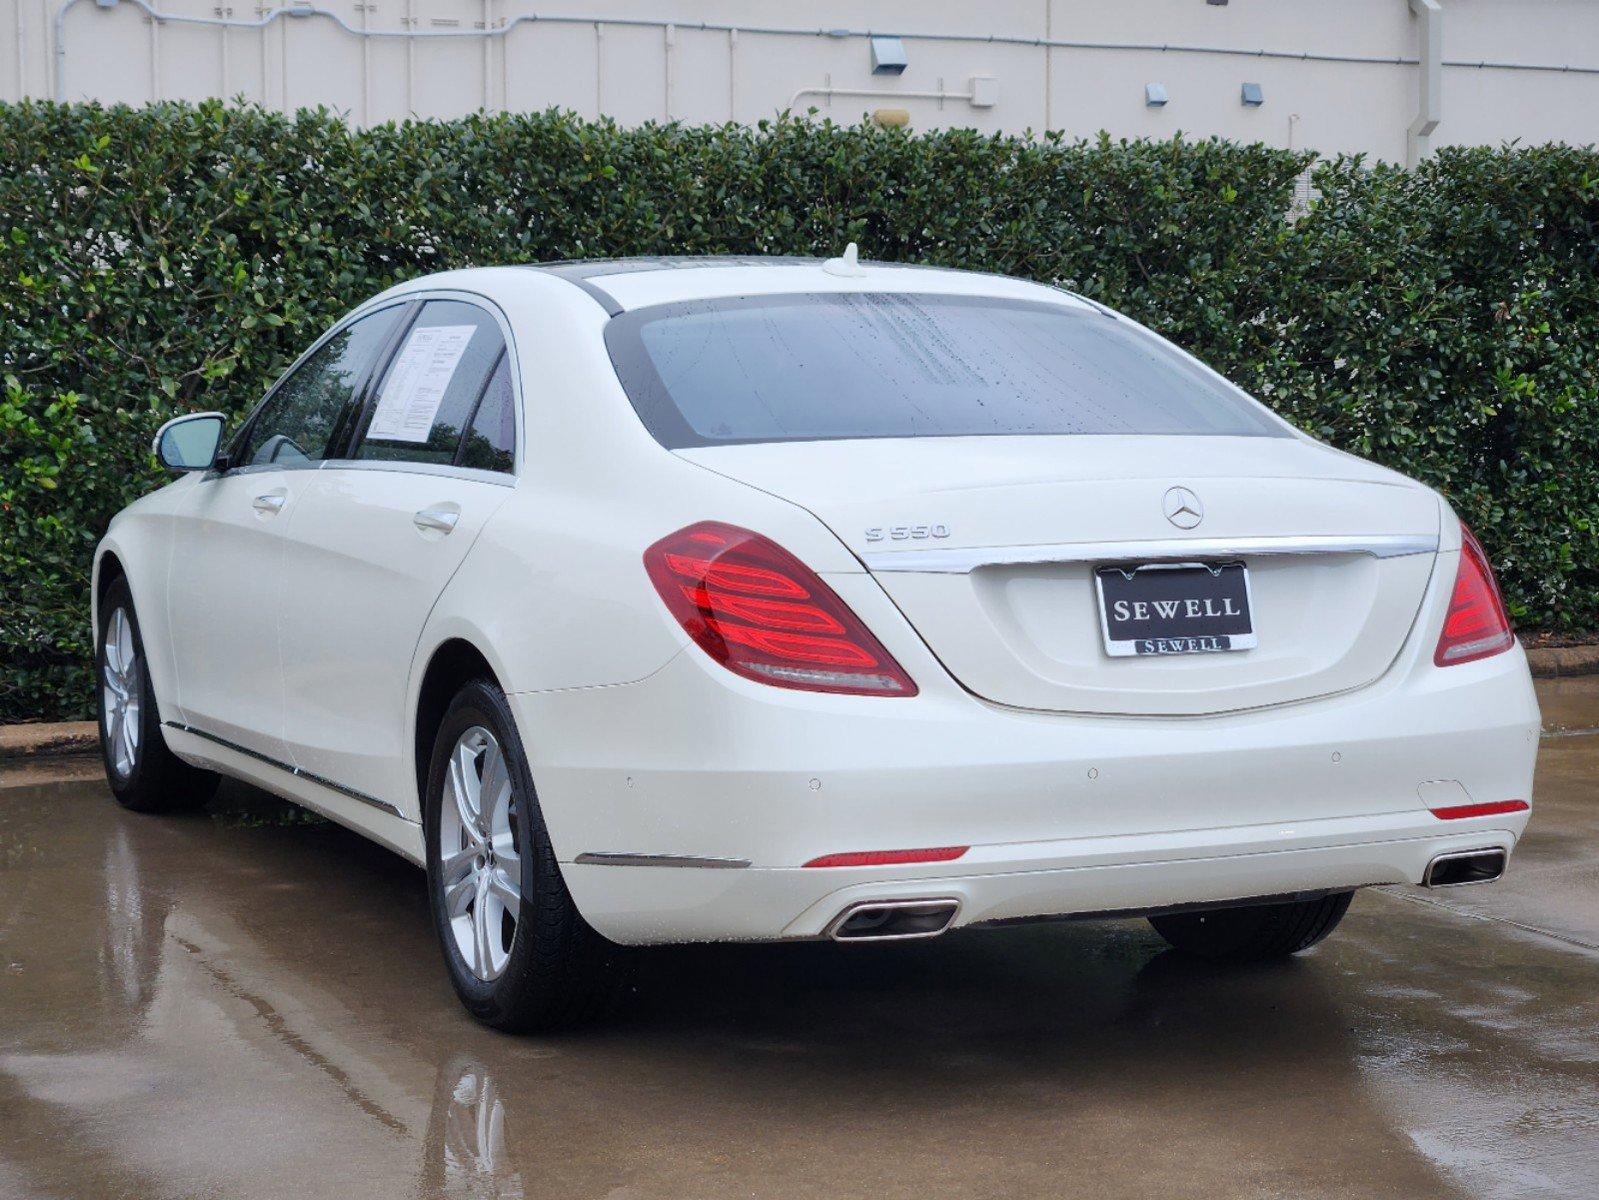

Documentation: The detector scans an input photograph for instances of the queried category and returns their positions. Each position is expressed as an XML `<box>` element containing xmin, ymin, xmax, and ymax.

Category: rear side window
<box><xmin>458</xmin><ymin>355</ymin><xmax>516</xmax><ymax>473</ymax></box>
<box><xmin>239</xmin><ymin>306</ymin><xmax>403</xmax><ymax>467</ymax></box>
<box><xmin>354</xmin><ymin>300</ymin><xmax>509</xmax><ymax>467</ymax></box>
<box><xmin>606</xmin><ymin>293</ymin><xmax>1286</xmax><ymax>447</ymax></box>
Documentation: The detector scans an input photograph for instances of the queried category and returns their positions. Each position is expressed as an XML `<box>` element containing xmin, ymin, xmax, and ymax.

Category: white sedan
<box><xmin>94</xmin><ymin>253</ymin><xmax>1539</xmax><ymax>1030</ymax></box>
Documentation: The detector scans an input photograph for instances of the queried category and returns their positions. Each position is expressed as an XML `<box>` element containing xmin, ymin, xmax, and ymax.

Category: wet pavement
<box><xmin>3</xmin><ymin>683</ymin><xmax>1598</xmax><ymax>1199</ymax></box>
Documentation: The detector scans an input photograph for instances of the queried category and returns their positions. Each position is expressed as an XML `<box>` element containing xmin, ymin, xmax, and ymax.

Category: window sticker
<box><xmin>366</xmin><ymin>325</ymin><xmax>477</xmax><ymax>443</ymax></box>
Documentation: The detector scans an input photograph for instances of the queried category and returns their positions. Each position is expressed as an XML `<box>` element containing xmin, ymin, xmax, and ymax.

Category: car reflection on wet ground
<box><xmin>2</xmin><ymin>680</ymin><xmax>1597</xmax><ymax>1200</ymax></box>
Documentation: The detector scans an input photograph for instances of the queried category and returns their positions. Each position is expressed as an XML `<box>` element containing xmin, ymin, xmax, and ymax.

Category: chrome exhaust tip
<box><xmin>1423</xmin><ymin>848</ymin><xmax>1507</xmax><ymax>888</ymax></box>
<box><xmin>828</xmin><ymin>898</ymin><xmax>960</xmax><ymax>942</ymax></box>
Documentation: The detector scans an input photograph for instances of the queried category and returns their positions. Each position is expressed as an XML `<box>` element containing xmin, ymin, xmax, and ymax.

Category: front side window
<box><xmin>353</xmin><ymin>300</ymin><xmax>510</xmax><ymax>468</ymax></box>
<box><xmin>239</xmin><ymin>306</ymin><xmax>403</xmax><ymax>467</ymax></box>
<box><xmin>605</xmin><ymin>293</ymin><xmax>1287</xmax><ymax>448</ymax></box>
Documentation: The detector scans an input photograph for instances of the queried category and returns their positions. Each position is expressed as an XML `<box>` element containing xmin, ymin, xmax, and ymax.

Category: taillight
<box><xmin>644</xmin><ymin>521</ymin><xmax>917</xmax><ymax>696</ymax></box>
<box><xmin>1434</xmin><ymin>522</ymin><xmax>1515</xmax><ymax>667</ymax></box>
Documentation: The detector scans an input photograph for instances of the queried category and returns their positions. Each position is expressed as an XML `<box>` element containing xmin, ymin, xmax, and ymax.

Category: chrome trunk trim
<box><xmin>862</xmin><ymin>533</ymin><xmax>1440</xmax><ymax>574</ymax></box>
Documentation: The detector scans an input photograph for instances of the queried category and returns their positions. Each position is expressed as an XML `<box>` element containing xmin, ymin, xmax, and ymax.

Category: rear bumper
<box><xmin>511</xmin><ymin>639</ymin><xmax>1540</xmax><ymax>945</ymax></box>
<box><xmin>564</xmin><ymin>818</ymin><xmax>1523</xmax><ymax>943</ymax></box>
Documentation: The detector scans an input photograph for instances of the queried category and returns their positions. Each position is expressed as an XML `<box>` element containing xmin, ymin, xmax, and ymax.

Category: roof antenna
<box><xmin>823</xmin><ymin>241</ymin><xmax>868</xmax><ymax>277</ymax></box>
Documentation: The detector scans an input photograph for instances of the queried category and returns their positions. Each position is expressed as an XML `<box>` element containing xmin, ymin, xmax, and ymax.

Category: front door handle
<box><xmin>414</xmin><ymin>504</ymin><xmax>461</xmax><ymax>535</ymax></box>
<box><xmin>252</xmin><ymin>489</ymin><xmax>287</xmax><ymax>515</ymax></box>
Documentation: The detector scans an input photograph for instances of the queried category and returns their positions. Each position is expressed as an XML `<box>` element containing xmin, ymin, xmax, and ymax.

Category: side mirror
<box><xmin>153</xmin><ymin>412</ymin><xmax>226</xmax><ymax>473</ymax></box>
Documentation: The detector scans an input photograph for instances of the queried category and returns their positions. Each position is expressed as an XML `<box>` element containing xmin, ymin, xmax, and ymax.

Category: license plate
<box><xmin>1094</xmin><ymin>562</ymin><xmax>1256</xmax><ymax>657</ymax></box>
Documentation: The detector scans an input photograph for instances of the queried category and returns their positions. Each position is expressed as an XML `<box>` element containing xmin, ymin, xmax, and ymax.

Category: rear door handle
<box><xmin>252</xmin><ymin>489</ymin><xmax>287</xmax><ymax>515</ymax></box>
<box><xmin>413</xmin><ymin>504</ymin><xmax>461</xmax><ymax>535</ymax></box>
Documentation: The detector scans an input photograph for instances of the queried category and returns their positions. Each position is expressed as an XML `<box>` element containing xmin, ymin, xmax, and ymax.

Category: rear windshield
<box><xmin>604</xmin><ymin>293</ymin><xmax>1286</xmax><ymax>448</ymax></box>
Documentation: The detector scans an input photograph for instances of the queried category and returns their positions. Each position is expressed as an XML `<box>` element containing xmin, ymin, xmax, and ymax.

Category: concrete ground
<box><xmin>2</xmin><ymin>684</ymin><xmax>1597</xmax><ymax>1200</ymax></box>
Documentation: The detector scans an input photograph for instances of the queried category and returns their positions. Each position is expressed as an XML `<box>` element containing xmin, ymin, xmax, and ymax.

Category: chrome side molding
<box><xmin>863</xmin><ymin>533</ymin><xmax>1441</xmax><ymax>574</ymax></box>
<box><xmin>163</xmin><ymin>721</ymin><xmax>405</xmax><ymax>818</ymax></box>
<box><xmin>573</xmin><ymin>851</ymin><xmax>751</xmax><ymax>869</ymax></box>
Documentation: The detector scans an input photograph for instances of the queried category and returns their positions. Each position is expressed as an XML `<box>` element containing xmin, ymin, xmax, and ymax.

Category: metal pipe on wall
<box><xmin>789</xmin><ymin>82</ymin><xmax>976</xmax><ymax>110</ymax></box>
<box><xmin>663</xmin><ymin>21</ymin><xmax>673</xmax><ymax>120</ymax></box>
<box><xmin>1408</xmin><ymin>0</ymin><xmax>1442</xmax><ymax>167</ymax></box>
<box><xmin>17</xmin><ymin>0</ymin><xmax>29</xmax><ymax>100</ymax></box>
<box><xmin>147</xmin><ymin>2</ymin><xmax>159</xmax><ymax>100</ymax></box>
<box><xmin>358</xmin><ymin>0</ymin><xmax>371</xmax><ymax>123</ymax></box>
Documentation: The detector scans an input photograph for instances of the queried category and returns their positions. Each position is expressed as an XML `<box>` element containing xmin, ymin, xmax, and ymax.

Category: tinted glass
<box><xmin>607</xmin><ymin>293</ymin><xmax>1285</xmax><ymax>447</ymax></box>
<box><xmin>458</xmin><ymin>354</ymin><xmax>516</xmax><ymax>473</ymax></box>
<box><xmin>241</xmin><ymin>307</ymin><xmax>402</xmax><ymax>466</ymax></box>
<box><xmin>355</xmin><ymin>300</ymin><xmax>505</xmax><ymax>465</ymax></box>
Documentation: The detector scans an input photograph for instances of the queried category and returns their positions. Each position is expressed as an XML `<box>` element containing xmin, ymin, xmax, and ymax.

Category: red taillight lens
<box><xmin>1434</xmin><ymin>522</ymin><xmax>1515</xmax><ymax>667</ymax></box>
<box><xmin>644</xmin><ymin>522</ymin><xmax>917</xmax><ymax>696</ymax></box>
<box><xmin>804</xmin><ymin>847</ymin><xmax>969</xmax><ymax>868</ymax></box>
<box><xmin>1429</xmin><ymin>799</ymin><xmax>1529</xmax><ymax>821</ymax></box>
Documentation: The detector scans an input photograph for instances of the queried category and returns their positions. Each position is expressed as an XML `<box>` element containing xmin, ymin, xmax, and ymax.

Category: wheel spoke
<box><xmin>447</xmin><ymin>761</ymin><xmax>482</xmax><ymax>845</ymax></box>
<box><xmin>479</xmin><ymin>744</ymin><xmax>510</xmax><ymax>830</ymax></box>
<box><xmin>442</xmin><ymin>870</ymin><xmax>476</xmax><ymax>919</ymax></box>
<box><xmin>116</xmin><ymin>611</ymin><xmax>135</xmax><ymax>675</ymax></box>
<box><xmin>440</xmin><ymin>844</ymin><xmax>476</xmax><ymax>884</ymax></box>
<box><xmin>491</xmin><ymin>836</ymin><xmax>520</xmax><ymax>890</ymax></box>
<box><xmin>104</xmin><ymin>611</ymin><xmax>125</xmax><ymax>677</ymax></box>
<box><xmin>472</xmin><ymin>875</ymin><xmax>493</xmax><ymax>973</ymax></box>
<box><xmin>441</xmin><ymin>843</ymin><xmax>475</xmax><ymax>877</ymax></box>
<box><xmin>120</xmin><ymin>707</ymin><xmax>137</xmax><ymax>763</ymax></box>
<box><xmin>487</xmin><ymin>869</ymin><xmax>520</xmax><ymax>917</ymax></box>
<box><xmin>454</xmin><ymin>741</ymin><xmax>484</xmax><ymax>827</ymax></box>
<box><xmin>107</xmin><ymin>708</ymin><xmax>125</xmax><ymax>771</ymax></box>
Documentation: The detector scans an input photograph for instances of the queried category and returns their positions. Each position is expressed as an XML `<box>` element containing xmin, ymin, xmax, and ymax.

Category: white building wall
<box><xmin>6</xmin><ymin>0</ymin><xmax>1599</xmax><ymax>162</ymax></box>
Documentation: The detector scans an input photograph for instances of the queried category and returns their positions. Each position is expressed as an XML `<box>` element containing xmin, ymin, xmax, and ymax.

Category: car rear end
<box><xmin>521</xmin><ymin>263</ymin><xmax>1540</xmax><ymax>946</ymax></box>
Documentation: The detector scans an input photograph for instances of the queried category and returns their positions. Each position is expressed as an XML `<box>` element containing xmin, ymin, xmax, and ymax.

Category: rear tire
<box><xmin>1148</xmin><ymin>891</ymin><xmax>1354</xmax><ymax>963</ymax></box>
<box><xmin>424</xmin><ymin>678</ymin><xmax>632</xmax><ymax>1032</ymax></box>
<box><xmin>96</xmin><ymin>577</ymin><xmax>218</xmax><ymax>814</ymax></box>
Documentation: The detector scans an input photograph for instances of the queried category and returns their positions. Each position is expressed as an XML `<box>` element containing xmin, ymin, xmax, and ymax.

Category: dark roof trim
<box><xmin>520</xmin><ymin>256</ymin><xmax>825</xmax><ymax>317</ymax></box>
<box><xmin>537</xmin><ymin>269</ymin><xmax>624</xmax><ymax>316</ymax></box>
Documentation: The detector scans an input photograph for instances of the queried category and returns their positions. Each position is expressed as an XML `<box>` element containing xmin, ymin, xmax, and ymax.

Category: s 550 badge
<box><xmin>865</xmin><ymin>524</ymin><xmax>951</xmax><ymax>543</ymax></box>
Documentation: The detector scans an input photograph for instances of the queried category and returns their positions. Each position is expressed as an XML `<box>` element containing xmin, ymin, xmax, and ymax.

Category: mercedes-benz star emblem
<box><xmin>1163</xmin><ymin>486</ymin><xmax>1204</xmax><ymax>530</ymax></box>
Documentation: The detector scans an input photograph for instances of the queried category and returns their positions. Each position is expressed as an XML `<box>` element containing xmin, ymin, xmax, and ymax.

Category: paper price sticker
<box><xmin>367</xmin><ymin>325</ymin><xmax>477</xmax><ymax>443</ymax></box>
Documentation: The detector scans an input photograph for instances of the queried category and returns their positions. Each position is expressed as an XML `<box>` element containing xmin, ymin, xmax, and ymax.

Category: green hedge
<box><xmin>3</xmin><ymin>100</ymin><xmax>1596</xmax><ymax>722</ymax></box>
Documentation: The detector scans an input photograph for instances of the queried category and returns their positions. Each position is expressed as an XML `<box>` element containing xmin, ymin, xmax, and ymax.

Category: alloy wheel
<box><xmin>102</xmin><ymin>607</ymin><xmax>142</xmax><ymax>779</ymax></box>
<box><xmin>438</xmin><ymin>726</ymin><xmax>522</xmax><ymax>981</ymax></box>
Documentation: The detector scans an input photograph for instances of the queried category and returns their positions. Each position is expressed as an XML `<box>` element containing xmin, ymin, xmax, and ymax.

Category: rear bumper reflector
<box><xmin>803</xmin><ymin>846</ymin><xmax>969</xmax><ymax>868</ymax></box>
<box><xmin>1429</xmin><ymin>799</ymin><xmax>1529</xmax><ymax>820</ymax></box>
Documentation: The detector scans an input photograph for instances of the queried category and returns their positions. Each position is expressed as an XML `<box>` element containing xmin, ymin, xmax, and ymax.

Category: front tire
<box><xmin>1148</xmin><ymin>892</ymin><xmax>1354</xmax><ymax>963</ymax></box>
<box><xmin>424</xmin><ymin>679</ymin><xmax>631</xmax><ymax>1031</ymax></box>
<box><xmin>96</xmin><ymin>577</ymin><xmax>218</xmax><ymax>813</ymax></box>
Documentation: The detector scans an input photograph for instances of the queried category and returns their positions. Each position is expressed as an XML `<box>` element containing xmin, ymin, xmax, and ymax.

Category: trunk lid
<box><xmin>679</xmin><ymin>435</ymin><xmax>1441</xmax><ymax>716</ymax></box>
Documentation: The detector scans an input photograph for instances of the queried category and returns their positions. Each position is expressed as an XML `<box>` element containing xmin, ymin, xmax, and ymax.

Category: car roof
<box><xmin>371</xmin><ymin>256</ymin><xmax>1089</xmax><ymax>317</ymax></box>
<box><xmin>367</xmin><ymin>257</ymin><xmax>1096</xmax><ymax>322</ymax></box>
<box><xmin>521</xmin><ymin>255</ymin><xmax>1090</xmax><ymax>315</ymax></box>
